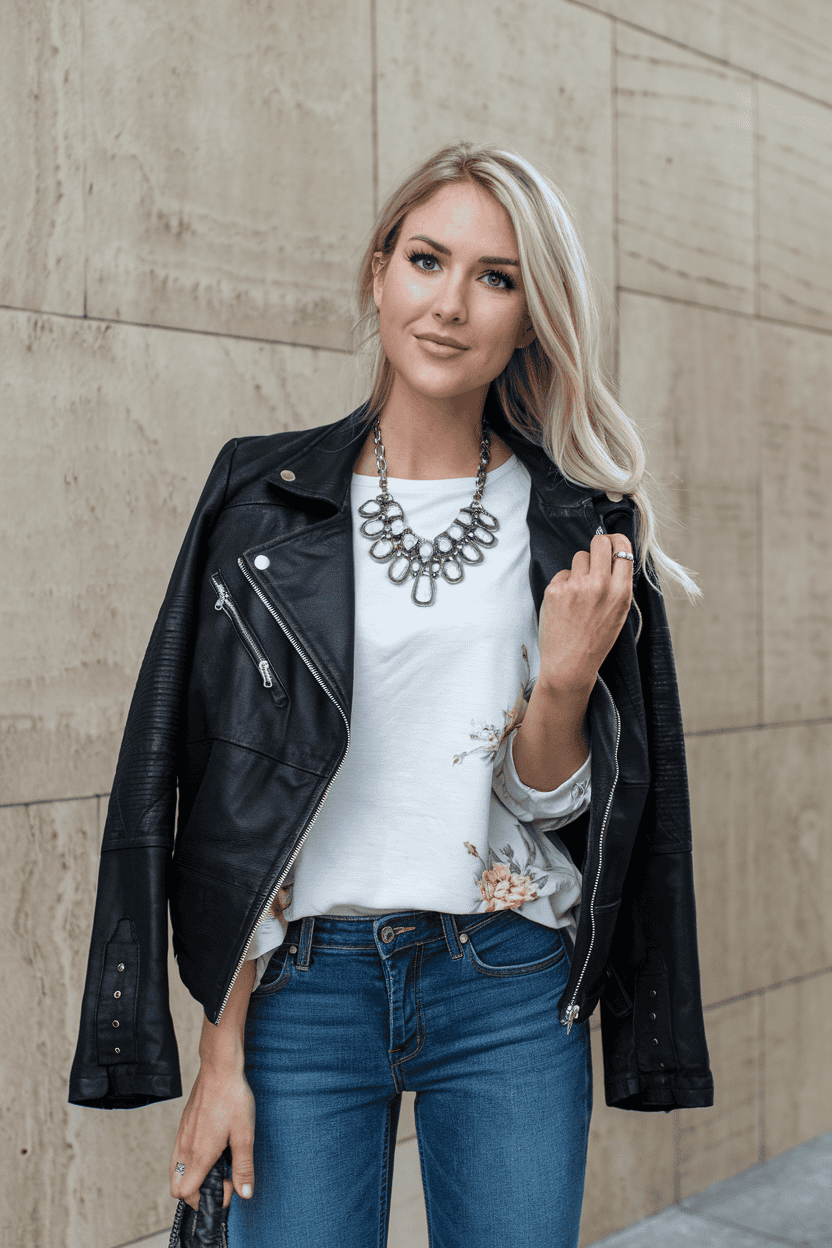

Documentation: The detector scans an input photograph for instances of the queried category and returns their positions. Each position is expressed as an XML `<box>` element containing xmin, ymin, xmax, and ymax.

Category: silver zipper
<box><xmin>211</xmin><ymin>572</ymin><xmax>276</xmax><ymax>689</ymax></box>
<box><xmin>563</xmin><ymin>672</ymin><xmax>621</xmax><ymax>1033</ymax></box>
<box><xmin>214</xmin><ymin>557</ymin><xmax>351</xmax><ymax>1023</ymax></box>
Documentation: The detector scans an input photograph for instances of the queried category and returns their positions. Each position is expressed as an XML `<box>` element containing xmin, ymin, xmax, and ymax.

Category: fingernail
<box><xmin>242</xmin><ymin>1184</ymin><xmax>252</xmax><ymax>1199</ymax></box>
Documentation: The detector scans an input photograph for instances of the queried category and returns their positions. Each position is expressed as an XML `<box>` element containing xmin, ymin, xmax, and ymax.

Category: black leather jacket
<box><xmin>68</xmin><ymin>397</ymin><xmax>714</xmax><ymax>1113</ymax></box>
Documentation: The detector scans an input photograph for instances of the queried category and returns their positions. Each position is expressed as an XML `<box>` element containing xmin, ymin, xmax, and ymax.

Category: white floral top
<box><xmin>248</xmin><ymin>454</ymin><xmax>590</xmax><ymax>988</ymax></box>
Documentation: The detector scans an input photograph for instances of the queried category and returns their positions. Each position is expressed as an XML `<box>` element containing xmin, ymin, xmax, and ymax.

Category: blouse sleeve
<box><xmin>491</xmin><ymin>726</ymin><xmax>591</xmax><ymax>825</ymax></box>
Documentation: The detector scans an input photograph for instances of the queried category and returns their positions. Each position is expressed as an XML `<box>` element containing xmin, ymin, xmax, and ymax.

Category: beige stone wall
<box><xmin>2</xmin><ymin>2</ymin><xmax>830</xmax><ymax>1245</ymax></box>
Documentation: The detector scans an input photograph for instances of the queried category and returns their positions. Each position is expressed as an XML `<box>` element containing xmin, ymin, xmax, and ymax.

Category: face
<box><xmin>372</xmin><ymin>181</ymin><xmax>535</xmax><ymax>407</ymax></box>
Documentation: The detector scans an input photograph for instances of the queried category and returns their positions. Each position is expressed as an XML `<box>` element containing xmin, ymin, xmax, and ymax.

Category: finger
<box><xmin>231</xmin><ymin>1141</ymin><xmax>255</xmax><ymax>1201</ymax></box>
<box><xmin>222</xmin><ymin>1177</ymin><xmax>234</xmax><ymax>1209</ymax></box>
<box><xmin>608</xmin><ymin>533</ymin><xmax>634</xmax><ymax>583</ymax></box>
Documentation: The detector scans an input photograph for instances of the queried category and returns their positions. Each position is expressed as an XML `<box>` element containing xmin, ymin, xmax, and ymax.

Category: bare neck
<box><xmin>352</xmin><ymin>393</ymin><xmax>512</xmax><ymax>481</ymax></box>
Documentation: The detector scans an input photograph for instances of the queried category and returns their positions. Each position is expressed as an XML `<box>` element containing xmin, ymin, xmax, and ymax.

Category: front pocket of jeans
<box><xmin>250</xmin><ymin>947</ymin><xmax>293</xmax><ymax>998</ymax></box>
<box><xmin>463</xmin><ymin>912</ymin><xmax>567</xmax><ymax>978</ymax></box>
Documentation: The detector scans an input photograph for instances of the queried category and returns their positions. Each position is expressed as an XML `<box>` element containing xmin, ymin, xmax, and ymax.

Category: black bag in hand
<box><xmin>169</xmin><ymin>1146</ymin><xmax>232</xmax><ymax>1247</ymax></box>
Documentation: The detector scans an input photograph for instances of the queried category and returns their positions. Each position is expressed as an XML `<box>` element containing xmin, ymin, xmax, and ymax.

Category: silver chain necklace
<box><xmin>357</xmin><ymin>413</ymin><xmax>500</xmax><ymax>607</ymax></box>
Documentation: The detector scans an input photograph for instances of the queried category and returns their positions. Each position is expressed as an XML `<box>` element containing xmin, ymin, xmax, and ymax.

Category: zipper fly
<box><xmin>214</xmin><ymin>557</ymin><xmax>351</xmax><ymax>1023</ymax></box>
<box><xmin>211</xmin><ymin>572</ymin><xmax>276</xmax><ymax>689</ymax></box>
<box><xmin>563</xmin><ymin>672</ymin><xmax>621</xmax><ymax>1033</ymax></box>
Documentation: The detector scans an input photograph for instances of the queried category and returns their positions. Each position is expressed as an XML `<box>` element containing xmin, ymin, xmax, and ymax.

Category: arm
<box><xmin>512</xmin><ymin>531</ymin><xmax>634</xmax><ymax>791</ymax></box>
<box><xmin>170</xmin><ymin>959</ymin><xmax>257</xmax><ymax>1212</ymax></box>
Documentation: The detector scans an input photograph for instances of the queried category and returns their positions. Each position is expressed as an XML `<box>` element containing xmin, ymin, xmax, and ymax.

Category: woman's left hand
<box><xmin>537</xmin><ymin>532</ymin><xmax>635</xmax><ymax>696</ymax></box>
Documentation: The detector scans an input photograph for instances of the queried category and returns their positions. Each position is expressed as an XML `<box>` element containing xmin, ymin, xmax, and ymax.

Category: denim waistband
<box><xmin>281</xmin><ymin>909</ymin><xmax>503</xmax><ymax>967</ymax></box>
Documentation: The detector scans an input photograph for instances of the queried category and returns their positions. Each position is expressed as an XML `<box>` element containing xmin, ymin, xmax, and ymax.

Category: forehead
<box><xmin>401</xmin><ymin>182</ymin><xmax>517</xmax><ymax>252</ymax></box>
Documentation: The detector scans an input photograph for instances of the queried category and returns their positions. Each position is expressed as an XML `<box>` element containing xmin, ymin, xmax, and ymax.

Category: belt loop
<box><xmin>295</xmin><ymin>915</ymin><xmax>315</xmax><ymax>970</ymax></box>
<box><xmin>440</xmin><ymin>913</ymin><xmax>464</xmax><ymax>960</ymax></box>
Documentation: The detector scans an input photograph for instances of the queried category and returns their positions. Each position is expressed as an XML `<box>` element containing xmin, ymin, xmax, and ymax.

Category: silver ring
<box><xmin>175</xmin><ymin>1162</ymin><xmax>186</xmax><ymax>1176</ymax></box>
<box><xmin>612</xmin><ymin>551</ymin><xmax>634</xmax><ymax>563</ymax></box>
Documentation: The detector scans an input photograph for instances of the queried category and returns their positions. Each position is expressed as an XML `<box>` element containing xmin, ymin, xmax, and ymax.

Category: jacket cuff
<box><xmin>69</xmin><ymin>1065</ymin><xmax>183</xmax><ymax>1110</ymax></box>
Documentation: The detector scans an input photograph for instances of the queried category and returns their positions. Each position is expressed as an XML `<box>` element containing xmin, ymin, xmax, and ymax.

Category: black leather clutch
<box><xmin>168</xmin><ymin>1146</ymin><xmax>232</xmax><ymax>1247</ymax></box>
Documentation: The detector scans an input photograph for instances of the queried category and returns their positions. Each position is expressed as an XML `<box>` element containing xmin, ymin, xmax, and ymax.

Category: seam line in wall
<box><xmin>562</xmin><ymin>0</ymin><xmax>832</xmax><ymax>113</ymax></box>
<box><xmin>0</xmin><ymin>793</ymin><xmax>110</xmax><ymax>810</ymax></box>
<box><xmin>685</xmin><ymin>717</ymin><xmax>832</xmax><ymax>738</ymax></box>
<box><xmin>0</xmin><ymin>304</ymin><xmax>352</xmax><ymax>353</ymax></box>
<box><xmin>616</xmin><ymin>288</ymin><xmax>832</xmax><ymax>339</ymax></box>
<box><xmin>703</xmin><ymin>964</ymin><xmax>832</xmax><ymax>1013</ymax></box>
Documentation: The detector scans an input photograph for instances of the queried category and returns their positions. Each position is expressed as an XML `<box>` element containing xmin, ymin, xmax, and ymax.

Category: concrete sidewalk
<box><xmin>120</xmin><ymin>1131</ymin><xmax>831</xmax><ymax>1248</ymax></box>
<box><xmin>593</xmin><ymin>1132</ymin><xmax>831</xmax><ymax>1247</ymax></box>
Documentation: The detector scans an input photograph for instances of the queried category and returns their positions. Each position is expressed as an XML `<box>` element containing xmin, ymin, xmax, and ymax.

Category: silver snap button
<box><xmin>649</xmin><ymin>989</ymin><xmax>657</xmax><ymax>998</ymax></box>
<box><xmin>605</xmin><ymin>491</ymin><xmax>623</xmax><ymax>502</ymax></box>
<box><xmin>380</xmin><ymin>926</ymin><xmax>394</xmax><ymax>943</ymax></box>
<box><xmin>459</xmin><ymin>932</ymin><xmax>468</xmax><ymax>944</ymax></box>
<box><xmin>649</xmin><ymin>1011</ymin><xmax>656</xmax><ymax>1020</ymax></box>
<box><xmin>112</xmin><ymin>1020</ymin><xmax>120</xmax><ymax>1028</ymax></box>
<box><xmin>651</xmin><ymin>1037</ymin><xmax>659</xmax><ymax>1046</ymax></box>
<box><xmin>280</xmin><ymin>469</ymin><xmax>296</xmax><ymax>481</ymax></box>
<box><xmin>289</xmin><ymin>945</ymin><xmax>298</xmax><ymax>954</ymax></box>
<box><xmin>114</xmin><ymin>1047</ymin><xmax>120</xmax><ymax>1054</ymax></box>
<box><xmin>114</xmin><ymin>991</ymin><xmax>121</xmax><ymax>999</ymax></box>
<box><xmin>254</xmin><ymin>554</ymin><xmax>270</xmax><ymax>570</ymax></box>
<box><xmin>117</xmin><ymin>963</ymin><xmax>125</xmax><ymax>972</ymax></box>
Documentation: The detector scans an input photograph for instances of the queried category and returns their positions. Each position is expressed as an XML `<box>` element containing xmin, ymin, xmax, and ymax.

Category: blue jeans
<box><xmin>227</xmin><ymin>907</ymin><xmax>592</xmax><ymax>1248</ymax></box>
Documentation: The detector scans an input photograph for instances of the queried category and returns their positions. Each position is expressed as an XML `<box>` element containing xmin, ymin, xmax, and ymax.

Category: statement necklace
<box><xmin>357</xmin><ymin>413</ymin><xmax>500</xmax><ymax>607</ymax></box>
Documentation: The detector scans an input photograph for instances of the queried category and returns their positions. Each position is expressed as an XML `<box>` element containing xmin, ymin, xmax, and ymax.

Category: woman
<box><xmin>69</xmin><ymin>143</ymin><xmax>713</xmax><ymax>1247</ymax></box>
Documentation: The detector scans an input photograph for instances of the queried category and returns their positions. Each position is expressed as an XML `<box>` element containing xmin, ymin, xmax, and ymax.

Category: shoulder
<box><xmin>206</xmin><ymin>412</ymin><xmax>359</xmax><ymax>502</ymax></box>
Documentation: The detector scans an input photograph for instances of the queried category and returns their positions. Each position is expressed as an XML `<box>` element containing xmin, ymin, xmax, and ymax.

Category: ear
<box><xmin>372</xmin><ymin>251</ymin><xmax>387</xmax><ymax>311</ymax></box>
<box><xmin>515</xmin><ymin>318</ymin><xmax>536</xmax><ymax>351</ymax></box>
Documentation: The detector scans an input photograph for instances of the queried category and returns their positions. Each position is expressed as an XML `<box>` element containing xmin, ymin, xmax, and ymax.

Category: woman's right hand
<box><xmin>170</xmin><ymin>1061</ymin><xmax>256</xmax><ymax>1211</ymax></box>
<box><xmin>170</xmin><ymin>957</ymin><xmax>258</xmax><ymax>1211</ymax></box>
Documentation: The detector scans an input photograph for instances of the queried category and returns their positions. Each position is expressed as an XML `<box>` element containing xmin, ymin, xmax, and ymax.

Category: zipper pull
<box><xmin>564</xmin><ymin>1003</ymin><xmax>580</xmax><ymax>1034</ymax></box>
<box><xmin>258</xmin><ymin>660</ymin><xmax>274</xmax><ymax>689</ymax></box>
<box><xmin>214</xmin><ymin>585</ymin><xmax>228</xmax><ymax>611</ymax></box>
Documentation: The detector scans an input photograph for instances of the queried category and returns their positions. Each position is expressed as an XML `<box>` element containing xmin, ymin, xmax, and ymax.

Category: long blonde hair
<box><xmin>346</xmin><ymin>141</ymin><xmax>700</xmax><ymax>600</ymax></box>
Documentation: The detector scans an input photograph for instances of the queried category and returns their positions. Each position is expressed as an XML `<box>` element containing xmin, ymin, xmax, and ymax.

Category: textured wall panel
<box><xmin>616</xmin><ymin>26</ymin><xmax>755</xmax><ymax>312</ymax></box>
<box><xmin>579</xmin><ymin>1029</ymin><xmax>676</xmax><ymax>1244</ymax></box>
<box><xmin>759</xmin><ymin>83</ymin><xmax>832</xmax><ymax>333</ymax></box>
<box><xmin>0</xmin><ymin>0</ymin><xmax>85</xmax><ymax>314</ymax></box>
<box><xmin>754</xmin><ymin>724</ymin><xmax>832</xmax><ymax>986</ymax></box>
<box><xmin>686</xmin><ymin>732</ymin><xmax>765</xmax><ymax>1006</ymax></box>
<box><xmin>757</xmin><ymin>320</ymin><xmax>832</xmax><ymax>722</ymax></box>
<box><xmin>580</xmin><ymin>0</ymin><xmax>832</xmax><ymax>107</ymax></box>
<box><xmin>83</xmin><ymin>0</ymin><xmax>373</xmax><ymax>348</ymax></box>
<box><xmin>0</xmin><ymin>797</ymin><xmax>202</xmax><ymax>1248</ymax></box>
<box><xmin>763</xmin><ymin>971</ymin><xmax>832</xmax><ymax>1159</ymax></box>
<box><xmin>618</xmin><ymin>293</ymin><xmax>759</xmax><ymax>732</ymax></box>
<box><xmin>677</xmin><ymin>995</ymin><xmax>762</xmax><ymax>1198</ymax></box>
<box><xmin>0</xmin><ymin>309</ymin><xmax>350</xmax><ymax>805</ymax></box>
<box><xmin>376</xmin><ymin>0</ymin><xmax>616</xmax><ymax>354</ymax></box>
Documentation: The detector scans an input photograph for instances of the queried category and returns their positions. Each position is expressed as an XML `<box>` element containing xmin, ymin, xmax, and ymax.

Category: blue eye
<box><xmin>408</xmin><ymin>251</ymin><xmax>440</xmax><ymax>272</ymax></box>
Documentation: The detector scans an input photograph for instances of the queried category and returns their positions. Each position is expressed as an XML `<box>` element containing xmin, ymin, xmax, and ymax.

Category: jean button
<box><xmin>380</xmin><ymin>926</ymin><xmax>395</xmax><ymax>943</ymax></box>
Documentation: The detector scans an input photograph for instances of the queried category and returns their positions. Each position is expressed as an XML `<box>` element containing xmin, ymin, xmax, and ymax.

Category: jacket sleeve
<box><xmin>68</xmin><ymin>440</ymin><xmax>237</xmax><ymax>1108</ymax></box>
<box><xmin>595</xmin><ymin>497</ymin><xmax>714</xmax><ymax>1111</ymax></box>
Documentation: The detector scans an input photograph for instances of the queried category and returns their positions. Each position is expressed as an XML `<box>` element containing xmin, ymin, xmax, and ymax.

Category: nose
<box><xmin>432</xmin><ymin>267</ymin><xmax>467</xmax><ymax>324</ymax></box>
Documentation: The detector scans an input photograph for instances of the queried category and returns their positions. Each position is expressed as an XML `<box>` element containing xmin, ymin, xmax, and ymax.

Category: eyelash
<box><xmin>405</xmin><ymin>250</ymin><xmax>516</xmax><ymax>292</ymax></box>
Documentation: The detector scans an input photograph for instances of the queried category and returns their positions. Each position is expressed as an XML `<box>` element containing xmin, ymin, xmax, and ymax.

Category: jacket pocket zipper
<box><xmin>210</xmin><ymin>571</ymin><xmax>279</xmax><ymax>692</ymax></box>
<box><xmin>213</xmin><ymin>556</ymin><xmax>351</xmax><ymax>1023</ymax></box>
<box><xmin>562</xmin><ymin>671</ymin><xmax>621</xmax><ymax>1033</ymax></box>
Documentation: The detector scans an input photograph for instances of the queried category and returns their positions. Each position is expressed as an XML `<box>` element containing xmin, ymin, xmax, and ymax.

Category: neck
<box><xmin>353</xmin><ymin>376</ymin><xmax>510</xmax><ymax>480</ymax></box>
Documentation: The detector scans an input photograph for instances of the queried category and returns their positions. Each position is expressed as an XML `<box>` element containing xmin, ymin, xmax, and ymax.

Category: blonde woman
<box><xmin>70</xmin><ymin>143</ymin><xmax>713</xmax><ymax>1248</ymax></box>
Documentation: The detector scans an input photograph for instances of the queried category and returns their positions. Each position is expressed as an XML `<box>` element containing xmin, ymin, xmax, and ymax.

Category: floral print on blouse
<box><xmin>455</xmin><ymin>644</ymin><xmax>588</xmax><ymax>934</ymax></box>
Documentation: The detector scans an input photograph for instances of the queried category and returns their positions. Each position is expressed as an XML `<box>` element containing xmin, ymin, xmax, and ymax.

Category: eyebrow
<box><xmin>408</xmin><ymin>234</ymin><xmax>520</xmax><ymax>267</ymax></box>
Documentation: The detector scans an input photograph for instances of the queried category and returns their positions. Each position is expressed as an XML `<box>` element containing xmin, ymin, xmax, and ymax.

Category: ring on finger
<box><xmin>611</xmin><ymin>551</ymin><xmax>634</xmax><ymax>566</ymax></box>
<box><xmin>175</xmin><ymin>1162</ymin><xmax>186</xmax><ymax>1176</ymax></box>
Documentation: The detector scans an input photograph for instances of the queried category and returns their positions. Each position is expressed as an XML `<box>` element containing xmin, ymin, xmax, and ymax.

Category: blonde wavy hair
<box><xmin>346</xmin><ymin>141</ymin><xmax>700</xmax><ymax>601</ymax></box>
